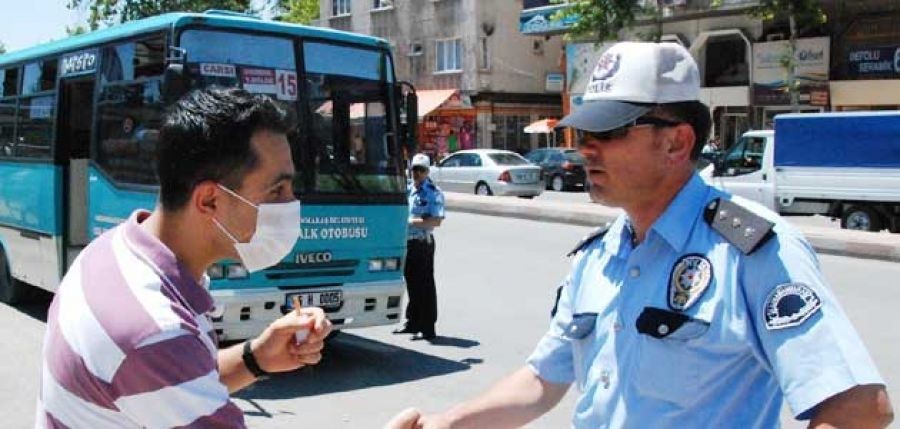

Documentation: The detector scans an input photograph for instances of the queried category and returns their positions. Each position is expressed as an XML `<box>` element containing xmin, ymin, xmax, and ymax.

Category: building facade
<box><xmin>317</xmin><ymin>0</ymin><xmax>565</xmax><ymax>158</ymax></box>
<box><xmin>521</xmin><ymin>0</ymin><xmax>900</xmax><ymax>150</ymax></box>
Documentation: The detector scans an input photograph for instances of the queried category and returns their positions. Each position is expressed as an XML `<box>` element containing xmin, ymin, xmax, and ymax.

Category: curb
<box><xmin>444</xmin><ymin>193</ymin><xmax>900</xmax><ymax>263</ymax></box>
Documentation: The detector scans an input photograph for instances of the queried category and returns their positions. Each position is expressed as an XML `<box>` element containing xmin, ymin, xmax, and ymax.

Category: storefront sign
<box><xmin>545</xmin><ymin>73</ymin><xmax>564</xmax><ymax>93</ymax></box>
<box><xmin>519</xmin><ymin>4</ymin><xmax>578</xmax><ymax>35</ymax></box>
<box><xmin>60</xmin><ymin>49</ymin><xmax>98</xmax><ymax>77</ymax></box>
<box><xmin>847</xmin><ymin>46</ymin><xmax>900</xmax><ymax>78</ymax></box>
<box><xmin>752</xmin><ymin>37</ymin><xmax>830</xmax><ymax>105</ymax></box>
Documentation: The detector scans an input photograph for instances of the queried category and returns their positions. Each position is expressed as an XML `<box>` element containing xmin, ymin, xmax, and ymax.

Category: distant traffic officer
<box><xmin>395</xmin><ymin>154</ymin><xmax>445</xmax><ymax>341</ymax></box>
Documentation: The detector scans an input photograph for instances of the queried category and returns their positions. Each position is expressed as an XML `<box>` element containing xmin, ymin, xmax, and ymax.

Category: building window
<box><xmin>372</xmin><ymin>0</ymin><xmax>392</xmax><ymax>9</ymax></box>
<box><xmin>479</xmin><ymin>37</ymin><xmax>491</xmax><ymax>71</ymax></box>
<box><xmin>435</xmin><ymin>38</ymin><xmax>462</xmax><ymax>73</ymax></box>
<box><xmin>332</xmin><ymin>0</ymin><xmax>351</xmax><ymax>16</ymax></box>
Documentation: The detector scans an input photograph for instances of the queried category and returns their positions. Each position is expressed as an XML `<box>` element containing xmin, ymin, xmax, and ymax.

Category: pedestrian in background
<box><xmin>38</xmin><ymin>87</ymin><xmax>331</xmax><ymax>428</ymax></box>
<box><xmin>394</xmin><ymin>153</ymin><xmax>445</xmax><ymax>341</ymax></box>
<box><xmin>387</xmin><ymin>42</ymin><xmax>891</xmax><ymax>428</ymax></box>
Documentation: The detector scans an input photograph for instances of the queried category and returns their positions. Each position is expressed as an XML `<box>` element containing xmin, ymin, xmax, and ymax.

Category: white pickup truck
<box><xmin>701</xmin><ymin>111</ymin><xmax>900</xmax><ymax>232</ymax></box>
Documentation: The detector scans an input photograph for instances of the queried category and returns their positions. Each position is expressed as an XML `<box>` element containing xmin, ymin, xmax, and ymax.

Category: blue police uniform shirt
<box><xmin>407</xmin><ymin>177</ymin><xmax>445</xmax><ymax>240</ymax></box>
<box><xmin>527</xmin><ymin>173</ymin><xmax>883</xmax><ymax>428</ymax></box>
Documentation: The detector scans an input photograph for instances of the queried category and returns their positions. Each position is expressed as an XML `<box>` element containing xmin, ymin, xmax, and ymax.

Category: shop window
<box><xmin>16</xmin><ymin>95</ymin><xmax>55</xmax><ymax>159</ymax></box>
<box><xmin>101</xmin><ymin>36</ymin><xmax>166</xmax><ymax>83</ymax></box>
<box><xmin>704</xmin><ymin>38</ymin><xmax>748</xmax><ymax>87</ymax></box>
<box><xmin>436</xmin><ymin>38</ymin><xmax>462</xmax><ymax>73</ymax></box>
<box><xmin>492</xmin><ymin>115</ymin><xmax>530</xmax><ymax>154</ymax></box>
<box><xmin>1</xmin><ymin>68</ymin><xmax>19</xmax><ymax>97</ymax></box>
<box><xmin>96</xmin><ymin>81</ymin><xmax>164</xmax><ymax>185</ymax></box>
<box><xmin>22</xmin><ymin>60</ymin><xmax>58</xmax><ymax>95</ymax></box>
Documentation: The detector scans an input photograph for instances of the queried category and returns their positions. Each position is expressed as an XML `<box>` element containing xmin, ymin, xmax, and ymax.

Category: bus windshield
<box><xmin>179</xmin><ymin>30</ymin><xmax>404</xmax><ymax>197</ymax></box>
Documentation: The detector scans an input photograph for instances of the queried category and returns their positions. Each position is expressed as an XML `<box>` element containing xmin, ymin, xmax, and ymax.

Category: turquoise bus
<box><xmin>0</xmin><ymin>11</ymin><xmax>418</xmax><ymax>341</ymax></box>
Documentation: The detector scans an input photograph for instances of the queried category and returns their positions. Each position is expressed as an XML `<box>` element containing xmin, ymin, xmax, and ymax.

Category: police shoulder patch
<box><xmin>763</xmin><ymin>283</ymin><xmax>822</xmax><ymax>330</ymax></box>
<box><xmin>567</xmin><ymin>223</ymin><xmax>611</xmax><ymax>257</ymax></box>
<box><xmin>667</xmin><ymin>254</ymin><xmax>713</xmax><ymax>312</ymax></box>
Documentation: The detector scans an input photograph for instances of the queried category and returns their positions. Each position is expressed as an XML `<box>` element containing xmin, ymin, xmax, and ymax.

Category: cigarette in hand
<box><xmin>292</xmin><ymin>295</ymin><xmax>310</xmax><ymax>343</ymax></box>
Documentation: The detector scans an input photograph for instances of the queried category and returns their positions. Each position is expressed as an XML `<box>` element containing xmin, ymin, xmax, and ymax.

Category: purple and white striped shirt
<box><xmin>37</xmin><ymin>210</ymin><xmax>245</xmax><ymax>428</ymax></box>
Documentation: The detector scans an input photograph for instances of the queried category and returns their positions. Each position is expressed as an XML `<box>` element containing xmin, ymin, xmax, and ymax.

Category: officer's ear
<box><xmin>665</xmin><ymin>123</ymin><xmax>695</xmax><ymax>165</ymax></box>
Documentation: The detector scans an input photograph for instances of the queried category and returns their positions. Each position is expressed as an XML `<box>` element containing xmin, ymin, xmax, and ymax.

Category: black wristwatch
<box><xmin>242</xmin><ymin>340</ymin><xmax>270</xmax><ymax>379</ymax></box>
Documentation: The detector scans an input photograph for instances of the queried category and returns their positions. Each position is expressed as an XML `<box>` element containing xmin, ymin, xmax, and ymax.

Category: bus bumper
<box><xmin>209</xmin><ymin>279</ymin><xmax>406</xmax><ymax>342</ymax></box>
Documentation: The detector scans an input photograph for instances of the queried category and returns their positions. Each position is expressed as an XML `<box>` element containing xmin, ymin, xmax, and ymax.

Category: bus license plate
<box><xmin>285</xmin><ymin>290</ymin><xmax>343</xmax><ymax>310</ymax></box>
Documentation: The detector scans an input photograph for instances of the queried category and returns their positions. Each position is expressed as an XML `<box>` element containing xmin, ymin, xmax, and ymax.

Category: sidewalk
<box><xmin>444</xmin><ymin>192</ymin><xmax>900</xmax><ymax>263</ymax></box>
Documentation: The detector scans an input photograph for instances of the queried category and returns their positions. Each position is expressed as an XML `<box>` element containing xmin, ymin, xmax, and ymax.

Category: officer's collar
<box><xmin>648</xmin><ymin>172</ymin><xmax>712</xmax><ymax>253</ymax></box>
<box><xmin>597</xmin><ymin>216</ymin><xmax>633</xmax><ymax>258</ymax></box>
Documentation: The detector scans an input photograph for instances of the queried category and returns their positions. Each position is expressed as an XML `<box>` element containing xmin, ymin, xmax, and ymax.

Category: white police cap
<box><xmin>557</xmin><ymin>42</ymin><xmax>701</xmax><ymax>132</ymax></box>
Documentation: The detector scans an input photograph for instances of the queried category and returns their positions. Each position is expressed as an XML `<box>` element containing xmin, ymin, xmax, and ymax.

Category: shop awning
<box><xmin>524</xmin><ymin>118</ymin><xmax>559</xmax><ymax>133</ymax></box>
<box><xmin>416</xmin><ymin>89</ymin><xmax>458</xmax><ymax>118</ymax></box>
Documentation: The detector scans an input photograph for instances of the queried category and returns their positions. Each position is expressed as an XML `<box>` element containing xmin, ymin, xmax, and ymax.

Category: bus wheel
<box><xmin>0</xmin><ymin>247</ymin><xmax>29</xmax><ymax>305</ymax></box>
<box><xmin>841</xmin><ymin>205</ymin><xmax>883</xmax><ymax>232</ymax></box>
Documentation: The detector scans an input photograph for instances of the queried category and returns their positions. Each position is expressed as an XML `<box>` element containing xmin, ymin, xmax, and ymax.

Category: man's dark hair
<box><xmin>654</xmin><ymin>101</ymin><xmax>711</xmax><ymax>161</ymax></box>
<box><xmin>156</xmin><ymin>87</ymin><xmax>295</xmax><ymax>210</ymax></box>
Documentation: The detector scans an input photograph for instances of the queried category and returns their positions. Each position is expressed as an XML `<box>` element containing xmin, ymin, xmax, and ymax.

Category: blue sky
<box><xmin>0</xmin><ymin>0</ymin><xmax>84</xmax><ymax>52</ymax></box>
<box><xmin>0</xmin><ymin>0</ymin><xmax>273</xmax><ymax>53</ymax></box>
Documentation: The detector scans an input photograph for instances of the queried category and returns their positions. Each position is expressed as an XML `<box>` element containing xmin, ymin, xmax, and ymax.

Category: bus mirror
<box><xmin>404</xmin><ymin>91</ymin><xmax>418</xmax><ymax>155</ymax></box>
<box><xmin>163</xmin><ymin>63</ymin><xmax>189</xmax><ymax>104</ymax></box>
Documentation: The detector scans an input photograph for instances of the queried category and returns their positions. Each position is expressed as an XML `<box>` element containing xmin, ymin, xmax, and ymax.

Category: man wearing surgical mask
<box><xmin>37</xmin><ymin>87</ymin><xmax>331</xmax><ymax>428</ymax></box>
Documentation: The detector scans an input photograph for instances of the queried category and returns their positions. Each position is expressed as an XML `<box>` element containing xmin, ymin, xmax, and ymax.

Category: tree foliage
<box><xmin>68</xmin><ymin>0</ymin><xmax>254</xmax><ymax>29</ymax></box>
<box><xmin>275</xmin><ymin>0</ymin><xmax>319</xmax><ymax>25</ymax></box>
<box><xmin>552</xmin><ymin>0</ymin><xmax>647</xmax><ymax>42</ymax></box>
<box><xmin>0</xmin><ymin>42</ymin><xmax>5</xmax><ymax>55</ymax></box>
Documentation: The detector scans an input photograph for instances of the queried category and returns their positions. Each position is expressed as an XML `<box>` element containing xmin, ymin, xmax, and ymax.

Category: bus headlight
<box><xmin>207</xmin><ymin>264</ymin><xmax>225</xmax><ymax>280</ymax></box>
<box><xmin>226</xmin><ymin>264</ymin><xmax>248</xmax><ymax>279</ymax></box>
<box><xmin>383</xmin><ymin>257</ymin><xmax>400</xmax><ymax>271</ymax></box>
<box><xmin>369</xmin><ymin>258</ymin><xmax>401</xmax><ymax>272</ymax></box>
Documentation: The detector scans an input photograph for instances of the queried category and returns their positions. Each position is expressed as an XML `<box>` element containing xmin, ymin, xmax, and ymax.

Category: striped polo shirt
<box><xmin>37</xmin><ymin>210</ymin><xmax>245</xmax><ymax>428</ymax></box>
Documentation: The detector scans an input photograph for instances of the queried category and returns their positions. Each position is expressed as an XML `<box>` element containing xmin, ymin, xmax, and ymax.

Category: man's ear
<box><xmin>667</xmin><ymin>123</ymin><xmax>696</xmax><ymax>164</ymax></box>
<box><xmin>192</xmin><ymin>181</ymin><xmax>220</xmax><ymax>217</ymax></box>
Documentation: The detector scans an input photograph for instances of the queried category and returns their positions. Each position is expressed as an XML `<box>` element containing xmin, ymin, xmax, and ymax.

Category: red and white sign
<box><xmin>275</xmin><ymin>70</ymin><xmax>298</xmax><ymax>101</ymax></box>
<box><xmin>241</xmin><ymin>68</ymin><xmax>277</xmax><ymax>94</ymax></box>
<box><xmin>200</xmin><ymin>63</ymin><xmax>237</xmax><ymax>78</ymax></box>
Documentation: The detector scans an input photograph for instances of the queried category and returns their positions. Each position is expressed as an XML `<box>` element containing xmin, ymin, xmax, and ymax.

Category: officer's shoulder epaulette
<box><xmin>703</xmin><ymin>198</ymin><xmax>776</xmax><ymax>255</ymax></box>
<box><xmin>567</xmin><ymin>223</ymin><xmax>611</xmax><ymax>257</ymax></box>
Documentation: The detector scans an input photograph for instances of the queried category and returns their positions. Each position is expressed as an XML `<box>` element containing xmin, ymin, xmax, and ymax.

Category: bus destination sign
<box><xmin>61</xmin><ymin>49</ymin><xmax>99</xmax><ymax>77</ymax></box>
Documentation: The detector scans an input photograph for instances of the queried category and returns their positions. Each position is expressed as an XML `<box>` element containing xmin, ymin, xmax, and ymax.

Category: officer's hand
<box><xmin>383</xmin><ymin>408</ymin><xmax>421</xmax><ymax>429</ymax></box>
<box><xmin>252</xmin><ymin>307</ymin><xmax>332</xmax><ymax>373</ymax></box>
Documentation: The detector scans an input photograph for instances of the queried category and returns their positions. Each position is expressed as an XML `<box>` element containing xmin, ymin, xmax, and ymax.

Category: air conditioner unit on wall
<box><xmin>407</xmin><ymin>42</ymin><xmax>423</xmax><ymax>56</ymax></box>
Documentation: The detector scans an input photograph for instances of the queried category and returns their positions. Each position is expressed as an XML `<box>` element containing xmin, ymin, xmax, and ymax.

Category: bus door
<box><xmin>55</xmin><ymin>75</ymin><xmax>95</xmax><ymax>268</ymax></box>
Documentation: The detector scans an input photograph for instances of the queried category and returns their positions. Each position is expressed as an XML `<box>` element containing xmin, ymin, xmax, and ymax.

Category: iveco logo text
<box><xmin>297</xmin><ymin>252</ymin><xmax>333</xmax><ymax>264</ymax></box>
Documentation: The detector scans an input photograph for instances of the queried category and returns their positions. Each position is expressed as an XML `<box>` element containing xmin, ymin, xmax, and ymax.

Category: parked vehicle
<box><xmin>430</xmin><ymin>149</ymin><xmax>544</xmax><ymax>198</ymax></box>
<box><xmin>524</xmin><ymin>147</ymin><xmax>587</xmax><ymax>192</ymax></box>
<box><xmin>701</xmin><ymin>111</ymin><xmax>900</xmax><ymax>232</ymax></box>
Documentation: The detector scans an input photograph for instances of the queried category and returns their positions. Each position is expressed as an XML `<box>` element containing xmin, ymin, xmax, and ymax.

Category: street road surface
<box><xmin>1</xmin><ymin>212</ymin><xmax>897</xmax><ymax>428</ymax></box>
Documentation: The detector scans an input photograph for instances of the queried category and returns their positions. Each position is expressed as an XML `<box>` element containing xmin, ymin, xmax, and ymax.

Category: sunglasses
<box><xmin>576</xmin><ymin>117</ymin><xmax>684</xmax><ymax>143</ymax></box>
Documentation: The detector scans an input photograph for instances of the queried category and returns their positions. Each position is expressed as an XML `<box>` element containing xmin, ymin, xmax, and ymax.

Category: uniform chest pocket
<box><xmin>633</xmin><ymin>307</ymin><xmax>710</xmax><ymax>404</ymax></box>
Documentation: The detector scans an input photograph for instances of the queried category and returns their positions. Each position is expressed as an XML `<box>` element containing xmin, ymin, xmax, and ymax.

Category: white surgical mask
<box><xmin>213</xmin><ymin>184</ymin><xmax>302</xmax><ymax>273</ymax></box>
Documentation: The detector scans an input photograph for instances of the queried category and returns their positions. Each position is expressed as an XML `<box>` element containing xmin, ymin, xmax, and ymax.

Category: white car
<box><xmin>430</xmin><ymin>149</ymin><xmax>544</xmax><ymax>198</ymax></box>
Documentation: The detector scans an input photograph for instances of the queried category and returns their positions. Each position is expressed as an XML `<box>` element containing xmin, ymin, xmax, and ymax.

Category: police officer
<box><xmin>387</xmin><ymin>42</ymin><xmax>892</xmax><ymax>428</ymax></box>
<box><xmin>394</xmin><ymin>153</ymin><xmax>445</xmax><ymax>340</ymax></box>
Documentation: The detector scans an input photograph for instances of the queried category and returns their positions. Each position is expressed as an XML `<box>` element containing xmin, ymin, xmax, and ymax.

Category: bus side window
<box><xmin>94</xmin><ymin>35</ymin><xmax>165</xmax><ymax>185</ymax></box>
<box><xmin>7</xmin><ymin>61</ymin><xmax>58</xmax><ymax>160</ymax></box>
<box><xmin>0</xmin><ymin>68</ymin><xmax>17</xmax><ymax>157</ymax></box>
